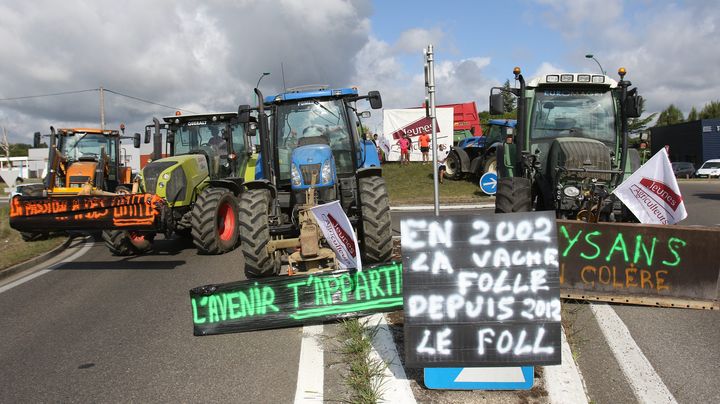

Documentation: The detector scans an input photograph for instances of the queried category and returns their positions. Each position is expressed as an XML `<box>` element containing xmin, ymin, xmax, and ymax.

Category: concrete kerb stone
<box><xmin>0</xmin><ymin>236</ymin><xmax>75</xmax><ymax>282</ymax></box>
<box><xmin>390</xmin><ymin>203</ymin><xmax>495</xmax><ymax>211</ymax></box>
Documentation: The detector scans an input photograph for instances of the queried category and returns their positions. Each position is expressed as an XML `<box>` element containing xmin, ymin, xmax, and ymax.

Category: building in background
<box><xmin>650</xmin><ymin>119</ymin><xmax>720</xmax><ymax>167</ymax></box>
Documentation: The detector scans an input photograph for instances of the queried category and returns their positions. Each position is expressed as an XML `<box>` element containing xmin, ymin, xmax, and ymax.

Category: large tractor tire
<box><xmin>190</xmin><ymin>187</ymin><xmax>240</xmax><ymax>254</ymax></box>
<box><xmin>483</xmin><ymin>155</ymin><xmax>497</xmax><ymax>175</ymax></box>
<box><xmin>103</xmin><ymin>230</ymin><xmax>153</xmax><ymax>256</ymax></box>
<box><xmin>238</xmin><ymin>189</ymin><xmax>279</xmax><ymax>278</ymax></box>
<box><xmin>495</xmin><ymin>177</ymin><xmax>533</xmax><ymax>213</ymax></box>
<box><xmin>359</xmin><ymin>176</ymin><xmax>392</xmax><ymax>264</ymax></box>
<box><xmin>444</xmin><ymin>151</ymin><xmax>463</xmax><ymax>180</ymax></box>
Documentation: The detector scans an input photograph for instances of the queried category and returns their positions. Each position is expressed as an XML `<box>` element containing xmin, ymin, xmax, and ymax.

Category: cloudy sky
<box><xmin>1</xmin><ymin>0</ymin><xmax>718</xmax><ymax>144</ymax></box>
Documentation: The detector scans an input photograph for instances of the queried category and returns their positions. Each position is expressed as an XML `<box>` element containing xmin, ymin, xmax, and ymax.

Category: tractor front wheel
<box><xmin>190</xmin><ymin>188</ymin><xmax>240</xmax><ymax>254</ymax></box>
<box><xmin>495</xmin><ymin>177</ymin><xmax>533</xmax><ymax>213</ymax></box>
<box><xmin>238</xmin><ymin>189</ymin><xmax>280</xmax><ymax>278</ymax></box>
<box><xmin>483</xmin><ymin>156</ymin><xmax>497</xmax><ymax>175</ymax></box>
<box><xmin>359</xmin><ymin>176</ymin><xmax>392</xmax><ymax>264</ymax></box>
<box><xmin>444</xmin><ymin>151</ymin><xmax>463</xmax><ymax>180</ymax></box>
<box><xmin>103</xmin><ymin>230</ymin><xmax>154</xmax><ymax>256</ymax></box>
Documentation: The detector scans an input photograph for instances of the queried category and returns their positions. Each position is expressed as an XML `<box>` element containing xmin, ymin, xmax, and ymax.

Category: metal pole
<box><xmin>99</xmin><ymin>86</ymin><xmax>106</xmax><ymax>130</ymax></box>
<box><xmin>426</xmin><ymin>45</ymin><xmax>440</xmax><ymax>217</ymax></box>
<box><xmin>585</xmin><ymin>54</ymin><xmax>606</xmax><ymax>75</ymax></box>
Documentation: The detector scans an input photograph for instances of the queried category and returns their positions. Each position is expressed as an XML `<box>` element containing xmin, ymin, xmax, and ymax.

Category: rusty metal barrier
<box><xmin>9</xmin><ymin>193</ymin><xmax>166</xmax><ymax>232</ymax></box>
<box><xmin>558</xmin><ymin>220</ymin><xmax>720</xmax><ymax>310</ymax></box>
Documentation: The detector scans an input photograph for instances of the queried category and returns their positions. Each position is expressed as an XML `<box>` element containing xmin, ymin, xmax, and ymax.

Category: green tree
<box><xmin>9</xmin><ymin>143</ymin><xmax>32</xmax><ymax>157</ymax></box>
<box><xmin>502</xmin><ymin>79</ymin><xmax>515</xmax><ymax>112</ymax></box>
<box><xmin>700</xmin><ymin>100</ymin><xmax>720</xmax><ymax>119</ymax></box>
<box><xmin>655</xmin><ymin>104</ymin><xmax>684</xmax><ymax>127</ymax></box>
<box><xmin>687</xmin><ymin>106</ymin><xmax>699</xmax><ymax>121</ymax></box>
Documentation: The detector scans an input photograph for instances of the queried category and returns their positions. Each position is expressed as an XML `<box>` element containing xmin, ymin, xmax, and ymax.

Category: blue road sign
<box><xmin>424</xmin><ymin>366</ymin><xmax>534</xmax><ymax>390</ymax></box>
<box><xmin>479</xmin><ymin>172</ymin><xmax>498</xmax><ymax>195</ymax></box>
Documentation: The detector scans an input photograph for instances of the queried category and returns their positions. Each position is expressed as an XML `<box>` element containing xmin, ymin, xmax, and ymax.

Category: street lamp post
<box><xmin>585</xmin><ymin>54</ymin><xmax>606</xmax><ymax>75</ymax></box>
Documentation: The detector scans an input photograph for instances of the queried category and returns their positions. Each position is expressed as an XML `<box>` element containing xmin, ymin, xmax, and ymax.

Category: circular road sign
<box><xmin>479</xmin><ymin>172</ymin><xmax>498</xmax><ymax>195</ymax></box>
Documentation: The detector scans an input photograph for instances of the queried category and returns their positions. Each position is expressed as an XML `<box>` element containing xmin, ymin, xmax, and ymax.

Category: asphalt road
<box><xmin>0</xmin><ymin>236</ymin><xmax>302</xmax><ymax>402</ymax></box>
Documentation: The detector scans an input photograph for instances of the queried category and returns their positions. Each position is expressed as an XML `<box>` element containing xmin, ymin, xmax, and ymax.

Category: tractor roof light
<box><xmin>513</xmin><ymin>66</ymin><xmax>521</xmax><ymax>75</ymax></box>
<box><xmin>592</xmin><ymin>75</ymin><xmax>605</xmax><ymax>83</ymax></box>
<box><xmin>175</xmin><ymin>110</ymin><xmax>182</xmax><ymax>116</ymax></box>
<box><xmin>560</xmin><ymin>74</ymin><xmax>573</xmax><ymax>82</ymax></box>
<box><xmin>546</xmin><ymin>75</ymin><xmax>559</xmax><ymax>83</ymax></box>
<box><xmin>577</xmin><ymin>74</ymin><xmax>591</xmax><ymax>83</ymax></box>
<box><xmin>618</xmin><ymin>67</ymin><xmax>627</xmax><ymax>79</ymax></box>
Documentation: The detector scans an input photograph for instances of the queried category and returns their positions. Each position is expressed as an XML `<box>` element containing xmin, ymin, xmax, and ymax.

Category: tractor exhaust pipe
<box><xmin>152</xmin><ymin>117</ymin><xmax>162</xmax><ymax>161</ymax></box>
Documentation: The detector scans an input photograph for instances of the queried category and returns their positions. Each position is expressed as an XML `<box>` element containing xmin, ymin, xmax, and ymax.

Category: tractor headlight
<box><xmin>291</xmin><ymin>164</ymin><xmax>302</xmax><ymax>186</ymax></box>
<box><xmin>563</xmin><ymin>186</ymin><xmax>580</xmax><ymax>197</ymax></box>
<box><xmin>321</xmin><ymin>161</ymin><xmax>332</xmax><ymax>184</ymax></box>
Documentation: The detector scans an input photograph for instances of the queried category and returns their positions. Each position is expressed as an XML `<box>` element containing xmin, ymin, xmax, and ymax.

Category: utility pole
<box><xmin>99</xmin><ymin>86</ymin><xmax>106</xmax><ymax>130</ymax></box>
<box><xmin>1</xmin><ymin>127</ymin><xmax>10</xmax><ymax>161</ymax></box>
<box><xmin>424</xmin><ymin>45</ymin><xmax>440</xmax><ymax>217</ymax></box>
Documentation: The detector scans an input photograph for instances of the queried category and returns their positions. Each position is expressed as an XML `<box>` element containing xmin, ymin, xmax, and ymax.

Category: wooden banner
<box><xmin>9</xmin><ymin>194</ymin><xmax>165</xmax><ymax>232</ymax></box>
<box><xmin>558</xmin><ymin>220</ymin><xmax>720</xmax><ymax>309</ymax></box>
<box><xmin>190</xmin><ymin>262</ymin><xmax>403</xmax><ymax>336</ymax></box>
<box><xmin>401</xmin><ymin>211</ymin><xmax>562</xmax><ymax>368</ymax></box>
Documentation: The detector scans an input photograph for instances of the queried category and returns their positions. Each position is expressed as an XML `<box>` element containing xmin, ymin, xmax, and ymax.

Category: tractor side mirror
<box><xmin>489</xmin><ymin>93</ymin><xmax>505</xmax><ymax>115</ymax></box>
<box><xmin>626</xmin><ymin>95</ymin><xmax>643</xmax><ymax>118</ymax></box>
<box><xmin>237</xmin><ymin>104</ymin><xmax>251</xmax><ymax>123</ymax></box>
<box><xmin>133</xmin><ymin>133</ymin><xmax>141</xmax><ymax>148</ymax></box>
<box><xmin>368</xmin><ymin>91</ymin><xmax>382</xmax><ymax>109</ymax></box>
<box><xmin>33</xmin><ymin>132</ymin><xmax>41</xmax><ymax>148</ymax></box>
<box><xmin>359</xmin><ymin>111</ymin><xmax>371</xmax><ymax>119</ymax></box>
<box><xmin>248</xmin><ymin>122</ymin><xmax>258</xmax><ymax>136</ymax></box>
<box><xmin>144</xmin><ymin>127</ymin><xmax>152</xmax><ymax>144</ymax></box>
<box><xmin>167</xmin><ymin>131</ymin><xmax>175</xmax><ymax>144</ymax></box>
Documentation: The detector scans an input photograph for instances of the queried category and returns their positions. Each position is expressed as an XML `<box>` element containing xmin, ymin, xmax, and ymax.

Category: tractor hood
<box><xmin>142</xmin><ymin>154</ymin><xmax>209</xmax><ymax>207</ymax></box>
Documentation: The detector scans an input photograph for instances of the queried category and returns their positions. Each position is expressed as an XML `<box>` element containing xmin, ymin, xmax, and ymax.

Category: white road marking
<box><xmin>390</xmin><ymin>203</ymin><xmax>494</xmax><ymax>211</ymax></box>
<box><xmin>590</xmin><ymin>304</ymin><xmax>678</xmax><ymax>404</ymax></box>
<box><xmin>544</xmin><ymin>325</ymin><xmax>589</xmax><ymax>404</ymax></box>
<box><xmin>366</xmin><ymin>313</ymin><xmax>416</xmax><ymax>403</ymax></box>
<box><xmin>294</xmin><ymin>324</ymin><xmax>324</xmax><ymax>403</ymax></box>
<box><xmin>0</xmin><ymin>239</ymin><xmax>93</xmax><ymax>294</ymax></box>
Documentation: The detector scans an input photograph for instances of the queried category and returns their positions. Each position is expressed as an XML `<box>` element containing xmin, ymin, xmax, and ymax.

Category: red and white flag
<box><xmin>613</xmin><ymin>148</ymin><xmax>687</xmax><ymax>224</ymax></box>
<box><xmin>309</xmin><ymin>200</ymin><xmax>362</xmax><ymax>269</ymax></box>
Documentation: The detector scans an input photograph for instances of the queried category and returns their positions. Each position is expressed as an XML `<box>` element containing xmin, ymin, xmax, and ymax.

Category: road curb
<box><xmin>0</xmin><ymin>236</ymin><xmax>74</xmax><ymax>282</ymax></box>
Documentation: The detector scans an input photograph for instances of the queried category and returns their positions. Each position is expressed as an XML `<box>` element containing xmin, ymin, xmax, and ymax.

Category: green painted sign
<box><xmin>190</xmin><ymin>262</ymin><xmax>403</xmax><ymax>335</ymax></box>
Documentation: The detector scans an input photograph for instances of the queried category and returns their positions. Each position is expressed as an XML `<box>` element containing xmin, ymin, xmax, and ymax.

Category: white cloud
<box><xmin>394</xmin><ymin>28</ymin><xmax>445</xmax><ymax>54</ymax></box>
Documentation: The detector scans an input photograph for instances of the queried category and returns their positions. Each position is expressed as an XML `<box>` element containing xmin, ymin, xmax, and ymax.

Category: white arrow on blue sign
<box><xmin>424</xmin><ymin>366</ymin><xmax>534</xmax><ymax>390</ymax></box>
<box><xmin>479</xmin><ymin>172</ymin><xmax>498</xmax><ymax>195</ymax></box>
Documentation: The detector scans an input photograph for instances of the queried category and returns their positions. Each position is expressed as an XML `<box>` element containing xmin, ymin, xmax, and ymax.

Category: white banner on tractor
<box><xmin>613</xmin><ymin>148</ymin><xmax>687</xmax><ymax>225</ymax></box>
<box><xmin>309</xmin><ymin>200</ymin><xmax>362</xmax><ymax>270</ymax></box>
<box><xmin>381</xmin><ymin>108</ymin><xmax>454</xmax><ymax>162</ymax></box>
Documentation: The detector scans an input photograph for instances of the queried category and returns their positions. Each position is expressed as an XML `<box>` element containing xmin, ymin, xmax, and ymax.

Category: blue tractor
<box><xmin>444</xmin><ymin>119</ymin><xmax>517</xmax><ymax>181</ymax></box>
<box><xmin>236</xmin><ymin>86</ymin><xmax>390</xmax><ymax>277</ymax></box>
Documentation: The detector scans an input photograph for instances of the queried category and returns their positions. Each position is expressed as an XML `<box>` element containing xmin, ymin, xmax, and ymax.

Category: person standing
<box><xmin>436</xmin><ymin>143</ymin><xmax>450</xmax><ymax>183</ymax></box>
<box><xmin>419</xmin><ymin>132</ymin><xmax>430</xmax><ymax>164</ymax></box>
<box><xmin>397</xmin><ymin>132</ymin><xmax>410</xmax><ymax>165</ymax></box>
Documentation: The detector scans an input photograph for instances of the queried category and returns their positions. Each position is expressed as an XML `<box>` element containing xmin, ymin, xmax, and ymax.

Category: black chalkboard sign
<box><xmin>402</xmin><ymin>211</ymin><xmax>561</xmax><ymax>367</ymax></box>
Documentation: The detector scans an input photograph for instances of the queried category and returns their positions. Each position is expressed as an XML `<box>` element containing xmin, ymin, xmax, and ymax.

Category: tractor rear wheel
<box><xmin>238</xmin><ymin>189</ymin><xmax>280</xmax><ymax>278</ymax></box>
<box><xmin>103</xmin><ymin>230</ymin><xmax>154</xmax><ymax>256</ymax></box>
<box><xmin>444</xmin><ymin>151</ymin><xmax>463</xmax><ymax>180</ymax></box>
<box><xmin>21</xmin><ymin>232</ymin><xmax>49</xmax><ymax>242</ymax></box>
<box><xmin>483</xmin><ymin>156</ymin><xmax>497</xmax><ymax>175</ymax></box>
<box><xmin>191</xmin><ymin>187</ymin><xmax>239</xmax><ymax>254</ymax></box>
<box><xmin>359</xmin><ymin>176</ymin><xmax>392</xmax><ymax>264</ymax></box>
<box><xmin>495</xmin><ymin>177</ymin><xmax>533</xmax><ymax>213</ymax></box>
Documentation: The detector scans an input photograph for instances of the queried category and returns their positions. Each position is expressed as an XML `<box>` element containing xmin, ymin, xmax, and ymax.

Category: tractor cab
<box><xmin>41</xmin><ymin>127</ymin><xmax>137</xmax><ymax>195</ymax></box>
<box><xmin>140</xmin><ymin>112</ymin><xmax>252</xmax><ymax>208</ymax></box>
<box><xmin>254</xmin><ymin>86</ymin><xmax>382</xmax><ymax>211</ymax></box>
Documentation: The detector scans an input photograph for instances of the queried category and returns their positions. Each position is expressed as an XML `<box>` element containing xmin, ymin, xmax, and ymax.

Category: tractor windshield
<box><xmin>60</xmin><ymin>133</ymin><xmax>116</xmax><ymax>162</ymax></box>
<box><xmin>530</xmin><ymin>89</ymin><xmax>617</xmax><ymax>144</ymax></box>
<box><xmin>274</xmin><ymin>99</ymin><xmax>352</xmax><ymax>181</ymax></box>
<box><xmin>173</xmin><ymin>121</ymin><xmax>242</xmax><ymax>157</ymax></box>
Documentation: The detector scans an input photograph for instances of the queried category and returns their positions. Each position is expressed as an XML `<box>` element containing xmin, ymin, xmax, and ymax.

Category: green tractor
<box><xmin>490</xmin><ymin>67</ymin><xmax>643</xmax><ymax>222</ymax></box>
<box><xmin>103</xmin><ymin>112</ymin><xmax>255</xmax><ymax>255</ymax></box>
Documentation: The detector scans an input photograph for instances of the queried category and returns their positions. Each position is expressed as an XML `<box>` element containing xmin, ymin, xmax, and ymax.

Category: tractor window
<box><xmin>60</xmin><ymin>133</ymin><xmax>114</xmax><ymax>162</ymax></box>
<box><xmin>530</xmin><ymin>89</ymin><xmax>616</xmax><ymax>144</ymax></box>
<box><xmin>173</xmin><ymin>122</ymin><xmax>229</xmax><ymax>156</ymax></box>
<box><xmin>275</xmin><ymin>99</ymin><xmax>352</xmax><ymax>181</ymax></box>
